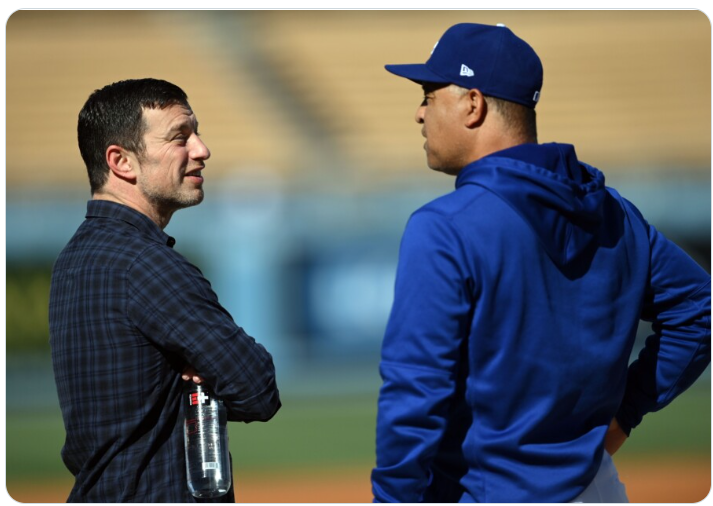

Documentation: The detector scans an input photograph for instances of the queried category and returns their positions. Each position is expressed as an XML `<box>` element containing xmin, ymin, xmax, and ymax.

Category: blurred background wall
<box><xmin>5</xmin><ymin>10</ymin><xmax>711</xmax><ymax>502</ymax></box>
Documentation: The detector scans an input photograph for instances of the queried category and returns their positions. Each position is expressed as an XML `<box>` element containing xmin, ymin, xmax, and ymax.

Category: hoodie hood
<box><xmin>455</xmin><ymin>143</ymin><xmax>607</xmax><ymax>266</ymax></box>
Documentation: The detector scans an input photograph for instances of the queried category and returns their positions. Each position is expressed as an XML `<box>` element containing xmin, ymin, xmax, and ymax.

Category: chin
<box><xmin>189</xmin><ymin>192</ymin><xmax>205</xmax><ymax>207</ymax></box>
<box><xmin>176</xmin><ymin>190</ymin><xmax>204</xmax><ymax>209</ymax></box>
<box><xmin>427</xmin><ymin>163</ymin><xmax>461</xmax><ymax>177</ymax></box>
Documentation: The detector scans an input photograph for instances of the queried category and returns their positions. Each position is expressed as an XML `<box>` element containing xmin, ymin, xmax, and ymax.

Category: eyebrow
<box><xmin>168</xmin><ymin>118</ymin><xmax>199</xmax><ymax>135</ymax></box>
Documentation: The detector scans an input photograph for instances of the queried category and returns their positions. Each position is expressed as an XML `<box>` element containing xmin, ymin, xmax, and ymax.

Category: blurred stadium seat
<box><xmin>6</xmin><ymin>10</ymin><xmax>711</xmax><ymax>189</ymax></box>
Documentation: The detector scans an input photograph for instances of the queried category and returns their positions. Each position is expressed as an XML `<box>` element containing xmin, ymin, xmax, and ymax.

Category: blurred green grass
<box><xmin>6</xmin><ymin>394</ymin><xmax>380</xmax><ymax>481</ymax></box>
<box><xmin>615</xmin><ymin>382</ymin><xmax>711</xmax><ymax>459</ymax></box>
<box><xmin>6</xmin><ymin>264</ymin><xmax>53</xmax><ymax>352</ymax></box>
<box><xmin>6</xmin><ymin>385</ymin><xmax>710</xmax><ymax>481</ymax></box>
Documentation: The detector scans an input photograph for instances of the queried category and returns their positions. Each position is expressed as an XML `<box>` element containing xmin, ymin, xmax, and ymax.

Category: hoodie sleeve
<box><xmin>615</xmin><ymin>214</ymin><xmax>711</xmax><ymax>436</ymax></box>
<box><xmin>372</xmin><ymin>209</ymin><xmax>473</xmax><ymax>503</ymax></box>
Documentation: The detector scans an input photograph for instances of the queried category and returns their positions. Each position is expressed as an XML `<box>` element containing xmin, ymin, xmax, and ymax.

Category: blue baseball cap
<box><xmin>385</xmin><ymin>23</ymin><xmax>543</xmax><ymax>109</ymax></box>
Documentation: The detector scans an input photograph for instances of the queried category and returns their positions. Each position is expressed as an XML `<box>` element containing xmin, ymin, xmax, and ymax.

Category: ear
<box><xmin>464</xmin><ymin>88</ymin><xmax>487</xmax><ymax>128</ymax></box>
<box><xmin>106</xmin><ymin>145</ymin><xmax>138</xmax><ymax>183</ymax></box>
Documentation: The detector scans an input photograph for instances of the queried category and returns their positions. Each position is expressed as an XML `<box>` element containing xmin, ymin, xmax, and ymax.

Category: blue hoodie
<box><xmin>372</xmin><ymin>143</ymin><xmax>710</xmax><ymax>502</ymax></box>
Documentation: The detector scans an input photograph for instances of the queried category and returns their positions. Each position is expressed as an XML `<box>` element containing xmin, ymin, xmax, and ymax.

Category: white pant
<box><xmin>571</xmin><ymin>451</ymin><xmax>629</xmax><ymax>503</ymax></box>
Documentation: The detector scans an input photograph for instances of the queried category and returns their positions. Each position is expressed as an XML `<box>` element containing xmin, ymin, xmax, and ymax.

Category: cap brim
<box><xmin>384</xmin><ymin>64</ymin><xmax>451</xmax><ymax>85</ymax></box>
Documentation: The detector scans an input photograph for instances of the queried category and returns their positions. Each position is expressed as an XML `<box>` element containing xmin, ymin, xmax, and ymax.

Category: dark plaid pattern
<box><xmin>50</xmin><ymin>200</ymin><xmax>280</xmax><ymax>502</ymax></box>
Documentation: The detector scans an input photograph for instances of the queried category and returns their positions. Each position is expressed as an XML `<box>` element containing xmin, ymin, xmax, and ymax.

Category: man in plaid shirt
<box><xmin>49</xmin><ymin>78</ymin><xmax>281</xmax><ymax>502</ymax></box>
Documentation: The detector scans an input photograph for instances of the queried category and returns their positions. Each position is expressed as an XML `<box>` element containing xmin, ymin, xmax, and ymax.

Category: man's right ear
<box><xmin>106</xmin><ymin>145</ymin><xmax>137</xmax><ymax>183</ymax></box>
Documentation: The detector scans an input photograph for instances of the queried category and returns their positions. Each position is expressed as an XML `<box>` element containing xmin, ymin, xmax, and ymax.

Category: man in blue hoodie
<box><xmin>372</xmin><ymin>23</ymin><xmax>710</xmax><ymax>503</ymax></box>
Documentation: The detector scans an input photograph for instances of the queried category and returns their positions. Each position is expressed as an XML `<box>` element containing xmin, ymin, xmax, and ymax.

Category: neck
<box><xmin>93</xmin><ymin>191</ymin><xmax>173</xmax><ymax>229</ymax></box>
<box><xmin>465</xmin><ymin>127</ymin><xmax>535</xmax><ymax>168</ymax></box>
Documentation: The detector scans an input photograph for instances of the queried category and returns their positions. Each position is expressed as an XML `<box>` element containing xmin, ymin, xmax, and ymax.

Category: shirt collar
<box><xmin>86</xmin><ymin>200</ymin><xmax>176</xmax><ymax>248</ymax></box>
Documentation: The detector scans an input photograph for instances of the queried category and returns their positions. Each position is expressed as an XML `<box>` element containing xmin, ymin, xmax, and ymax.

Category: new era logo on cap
<box><xmin>460</xmin><ymin>64</ymin><xmax>474</xmax><ymax>77</ymax></box>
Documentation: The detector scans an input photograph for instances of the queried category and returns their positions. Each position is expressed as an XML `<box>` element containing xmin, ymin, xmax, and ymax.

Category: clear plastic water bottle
<box><xmin>183</xmin><ymin>382</ymin><xmax>231</xmax><ymax>498</ymax></box>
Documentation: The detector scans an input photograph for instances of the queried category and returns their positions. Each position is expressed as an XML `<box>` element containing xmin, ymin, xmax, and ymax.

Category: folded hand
<box><xmin>181</xmin><ymin>366</ymin><xmax>205</xmax><ymax>384</ymax></box>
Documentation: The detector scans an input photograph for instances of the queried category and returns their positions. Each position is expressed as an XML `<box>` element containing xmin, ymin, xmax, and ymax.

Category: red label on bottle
<box><xmin>189</xmin><ymin>391</ymin><xmax>210</xmax><ymax>406</ymax></box>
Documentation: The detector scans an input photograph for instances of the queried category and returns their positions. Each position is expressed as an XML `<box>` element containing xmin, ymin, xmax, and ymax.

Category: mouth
<box><xmin>185</xmin><ymin>168</ymin><xmax>204</xmax><ymax>184</ymax></box>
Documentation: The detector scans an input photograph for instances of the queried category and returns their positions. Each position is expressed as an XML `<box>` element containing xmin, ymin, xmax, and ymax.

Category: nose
<box><xmin>190</xmin><ymin>135</ymin><xmax>211</xmax><ymax>161</ymax></box>
<box><xmin>415</xmin><ymin>100</ymin><xmax>426</xmax><ymax>124</ymax></box>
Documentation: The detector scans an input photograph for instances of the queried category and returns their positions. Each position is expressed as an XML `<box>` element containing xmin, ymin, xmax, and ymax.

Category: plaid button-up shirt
<box><xmin>49</xmin><ymin>200</ymin><xmax>281</xmax><ymax>502</ymax></box>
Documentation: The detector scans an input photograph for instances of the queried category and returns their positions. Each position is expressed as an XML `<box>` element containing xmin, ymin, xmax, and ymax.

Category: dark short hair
<box><xmin>484</xmin><ymin>95</ymin><xmax>538</xmax><ymax>143</ymax></box>
<box><xmin>77</xmin><ymin>78</ymin><xmax>191</xmax><ymax>194</ymax></box>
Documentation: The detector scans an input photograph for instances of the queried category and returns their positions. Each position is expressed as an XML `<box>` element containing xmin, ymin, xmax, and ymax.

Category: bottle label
<box><xmin>189</xmin><ymin>391</ymin><xmax>210</xmax><ymax>406</ymax></box>
<box><xmin>202</xmin><ymin>462</ymin><xmax>219</xmax><ymax>470</ymax></box>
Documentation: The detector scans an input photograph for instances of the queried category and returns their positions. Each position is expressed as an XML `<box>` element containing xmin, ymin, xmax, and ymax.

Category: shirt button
<box><xmin>167</xmin><ymin>237</ymin><xmax>176</xmax><ymax>247</ymax></box>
